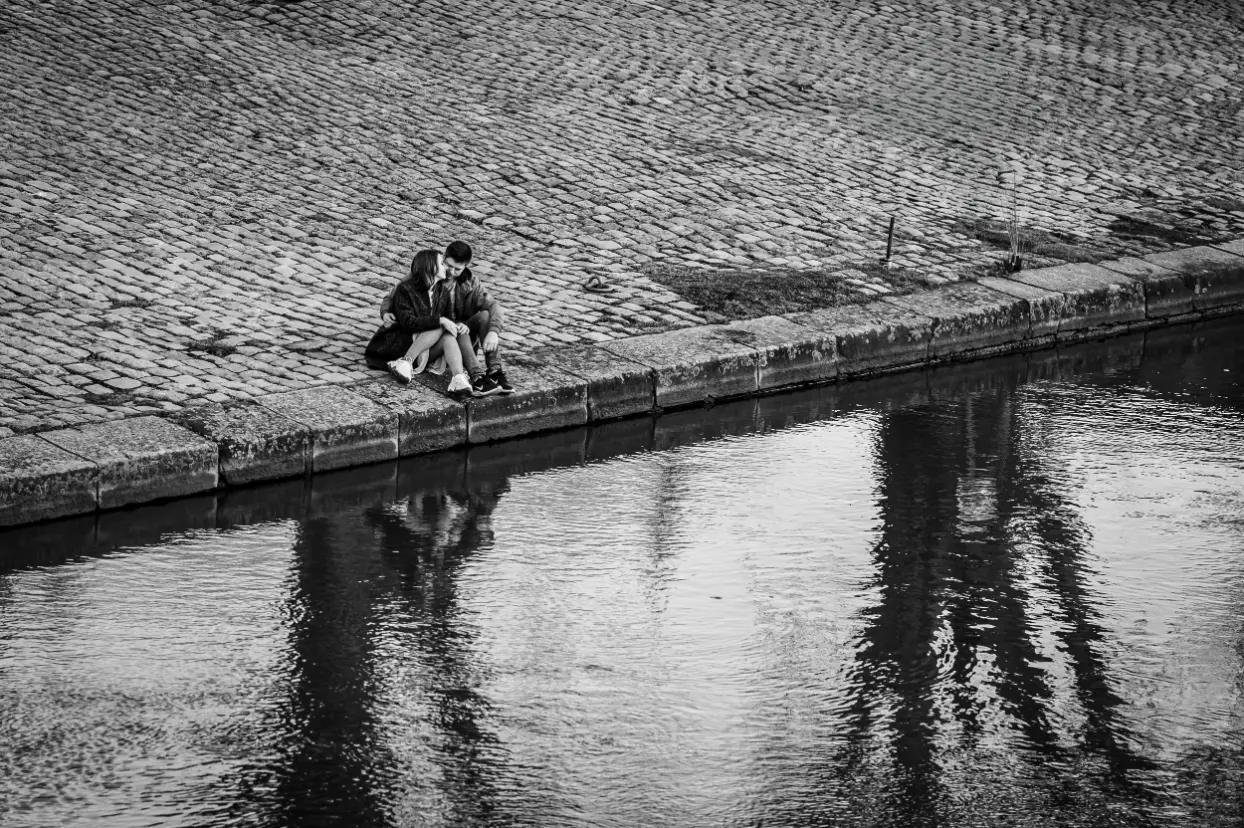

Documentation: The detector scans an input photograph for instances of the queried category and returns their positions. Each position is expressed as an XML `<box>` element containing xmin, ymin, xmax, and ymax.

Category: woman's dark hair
<box><xmin>409</xmin><ymin>249</ymin><xmax>441</xmax><ymax>289</ymax></box>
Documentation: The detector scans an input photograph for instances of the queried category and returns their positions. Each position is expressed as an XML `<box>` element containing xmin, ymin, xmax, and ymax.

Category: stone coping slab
<box><xmin>598</xmin><ymin>316</ymin><xmax>835</xmax><ymax>406</ymax></box>
<box><xmin>1003</xmin><ymin>262</ymin><xmax>1145</xmax><ymax>336</ymax></box>
<box><xmin>351</xmin><ymin>378</ymin><xmax>467</xmax><ymax>457</ymax></box>
<box><xmin>884</xmin><ymin>281</ymin><xmax>1032</xmax><ymax>360</ymax></box>
<box><xmin>170</xmin><ymin>400</ymin><xmax>310</xmax><ymax>486</ymax></box>
<box><xmin>729</xmin><ymin>315</ymin><xmax>837</xmax><ymax>391</ymax></box>
<box><xmin>535</xmin><ymin>343</ymin><xmax>656</xmax><ymax>422</ymax></box>
<box><xmin>0</xmin><ymin>435</ymin><xmax>99</xmax><ymax>526</ymax></box>
<box><xmin>786</xmin><ymin>301</ymin><xmax>933</xmax><ymax>377</ymax></box>
<box><xmin>416</xmin><ymin>358</ymin><xmax>587</xmax><ymax>444</ymax></box>
<box><xmin>258</xmin><ymin>385</ymin><xmax>399</xmax><ymax>472</ymax></box>
<box><xmin>1</xmin><ymin>241</ymin><xmax>1243</xmax><ymax>529</ymax></box>
<box><xmin>1144</xmin><ymin>244</ymin><xmax>1244</xmax><ymax>314</ymax></box>
<box><xmin>1096</xmin><ymin>256</ymin><xmax>1194</xmax><ymax>320</ymax></box>
<box><xmin>598</xmin><ymin>324</ymin><xmax>759</xmax><ymax>408</ymax></box>
<box><xmin>39</xmin><ymin>415</ymin><xmax>218</xmax><ymax>510</ymax></box>
<box><xmin>976</xmin><ymin>275</ymin><xmax>1064</xmax><ymax>343</ymax></box>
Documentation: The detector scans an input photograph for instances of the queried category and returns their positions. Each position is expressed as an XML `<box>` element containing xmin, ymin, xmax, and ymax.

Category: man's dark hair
<box><xmin>444</xmin><ymin>240</ymin><xmax>473</xmax><ymax>264</ymax></box>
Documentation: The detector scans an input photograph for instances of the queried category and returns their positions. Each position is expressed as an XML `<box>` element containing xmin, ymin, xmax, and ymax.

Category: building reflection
<box><xmin>753</xmin><ymin>345</ymin><xmax>1179</xmax><ymax>826</ymax></box>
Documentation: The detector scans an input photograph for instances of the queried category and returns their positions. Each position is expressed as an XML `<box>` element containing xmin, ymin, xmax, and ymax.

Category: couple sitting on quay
<box><xmin>365</xmin><ymin>240</ymin><xmax>514</xmax><ymax>398</ymax></box>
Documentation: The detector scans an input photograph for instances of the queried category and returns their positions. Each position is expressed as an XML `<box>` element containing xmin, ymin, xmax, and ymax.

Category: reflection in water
<box><xmin>1</xmin><ymin>318</ymin><xmax>1243</xmax><ymax>827</ymax></box>
<box><xmin>834</xmin><ymin>382</ymin><xmax>1155</xmax><ymax>827</ymax></box>
<box><xmin>368</xmin><ymin>458</ymin><xmax>514</xmax><ymax>826</ymax></box>
<box><xmin>268</xmin><ymin>511</ymin><xmax>394</xmax><ymax>828</ymax></box>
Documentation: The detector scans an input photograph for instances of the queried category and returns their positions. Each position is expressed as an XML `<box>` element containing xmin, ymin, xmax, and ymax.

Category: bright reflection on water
<box><xmin>2</xmin><ymin>318</ymin><xmax>1243</xmax><ymax>828</ymax></box>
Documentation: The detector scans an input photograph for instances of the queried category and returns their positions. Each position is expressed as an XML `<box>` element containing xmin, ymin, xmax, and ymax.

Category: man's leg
<box><xmin>466</xmin><ymin>310</ymin><xmax>504</xmax><ymax>374</ymax></box>
<box><xmin>456</xmin><ymin>330</ymin><xmax>483</xmax><ymax>379</ymax></box>
<box><xmin>465</xmin><ymin>311</ymin><xmax>512</xmax><ymax>393</ymax></box>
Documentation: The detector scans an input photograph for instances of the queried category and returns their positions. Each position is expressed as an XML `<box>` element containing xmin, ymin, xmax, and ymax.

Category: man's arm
<box><xmin>475</xmin><ymin>284</ymin><xmax>504</xmax><ymax>333</ymax></box>
<box><xmin>380</xmin><ymin>284</ymin><xmax>397</xmax><ymax>325</ymax></box>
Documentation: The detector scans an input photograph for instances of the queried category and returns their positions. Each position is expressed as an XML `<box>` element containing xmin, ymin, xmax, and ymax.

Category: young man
<box><xmin>443</xmin><ymin>240</ymin><xmax>515</xmax><ymax>396</ymax></box>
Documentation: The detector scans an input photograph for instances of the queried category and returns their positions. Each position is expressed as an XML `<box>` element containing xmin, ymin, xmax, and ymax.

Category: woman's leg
<box><xmin>402</xmin><ymin>328</ymin><xmax>442</xmax><ymax>362</ymax></box>
<box><xmin>438</xmin><ymin>332</ymin><xmax>465</xmax><ymax>376</ymax></box>
<box><xmin>389</xmin><ymin>328</ymin><xmax>445</xmax><ymax>383</ymax></box>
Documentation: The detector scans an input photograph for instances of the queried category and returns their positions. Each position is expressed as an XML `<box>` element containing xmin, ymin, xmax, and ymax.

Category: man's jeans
<box><xmin>461</xmin><ymin>310</ymin><xmax>503</xmax><ymax>375</ymax></box>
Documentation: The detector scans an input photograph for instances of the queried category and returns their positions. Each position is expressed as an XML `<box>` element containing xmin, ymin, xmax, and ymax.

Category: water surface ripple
<box><xmin>2</xmin><ymin>319</ymin><xmax>1243</xmax><ymax>828</ymax></box>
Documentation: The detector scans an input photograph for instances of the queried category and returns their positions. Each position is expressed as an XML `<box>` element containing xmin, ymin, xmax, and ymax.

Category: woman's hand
<box><xmin>439</xmin><ymin>317</ymin><xmax>457</xmax><ymax>336</ymax></box>
<box><xmin>456</xmin><ymin>323</ymin><xmax>470</xmax><ymax>337</ymax></box>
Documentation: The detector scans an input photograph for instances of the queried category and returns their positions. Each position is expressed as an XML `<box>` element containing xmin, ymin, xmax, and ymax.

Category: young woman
<box><xmin>364</xmin><ymin>249</ymin><xmax>473</xmax><ymax>395</ymax></box>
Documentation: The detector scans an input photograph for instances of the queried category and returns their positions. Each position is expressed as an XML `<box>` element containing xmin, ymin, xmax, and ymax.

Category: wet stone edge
<box><xmin>2</xmin><ymin>240</ymin><xmax>1243</xmax><ymax>529</ymax></box>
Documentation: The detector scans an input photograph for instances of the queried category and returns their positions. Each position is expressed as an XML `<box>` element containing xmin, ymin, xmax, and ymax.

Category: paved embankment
<box><xmin>3</xmin><ymin>240</ymin><xmax>1242</xmax><ymax>528</ymax></box>
<box><xmin>4</xmin><ymin>0</ymin><xmax>1244</xmax><ymax>435</ymax></box>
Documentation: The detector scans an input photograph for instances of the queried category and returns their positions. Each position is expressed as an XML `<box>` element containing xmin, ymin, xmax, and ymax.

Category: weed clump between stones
<box><xmin>110</xmin><ymin>297</ymin><xmax>155</xmax><ymax>309</ymax></box>
<box><xmin>952</xmin><ymin>217</ymin><xmax>1109</xmax><ymax>269</ymax></box>
<box><xmin>187</xmin><ymin>330</ymin><xmax>240</xmax><ymax>358</ymax></box>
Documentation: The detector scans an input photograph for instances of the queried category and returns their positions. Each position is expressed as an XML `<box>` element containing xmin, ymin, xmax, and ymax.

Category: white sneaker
<box><xmin>387</xmin><ymin>358</ymin><xmax>413</xmax><ymax>384</ymax></box>
<box><xmin>446</xmin><ymin>372</ymin><xmax>472</xmax><ymax>394</ymax></box>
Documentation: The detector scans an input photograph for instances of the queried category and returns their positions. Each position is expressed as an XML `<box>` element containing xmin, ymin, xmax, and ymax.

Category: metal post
<box><xmin>883</xmin><ymin>216</ymin><xmax>896</xmax><ymax>266</ymax></box>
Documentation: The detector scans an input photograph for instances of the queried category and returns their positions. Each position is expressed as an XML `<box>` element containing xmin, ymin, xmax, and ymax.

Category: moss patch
<box><xmin>641</xmin><ymin>264</ymin><xmax>870</xmax><ymax>321</ymax></box>
<box><xmin>110</xmin><ymin>296</ymin><xmax>154</xmax><ymax>309</ymax></box>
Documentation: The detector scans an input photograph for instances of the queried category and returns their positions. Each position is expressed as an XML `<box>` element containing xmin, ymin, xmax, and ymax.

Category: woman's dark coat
<box><xmin>364</xmin><ymin>277</ymin><xmax>451</xmax><ymax>363</ymax></box>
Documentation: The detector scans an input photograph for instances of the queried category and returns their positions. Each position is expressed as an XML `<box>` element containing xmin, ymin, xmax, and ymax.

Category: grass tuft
<box><xmin>110</xmin><ymin>296</ymin><xmax>154</xmax><ymax>309</ymax></box>
<box><xmin>187</xmin><ymin>329</ymin><xmax>239</xmax><ymax>358</ymax></box>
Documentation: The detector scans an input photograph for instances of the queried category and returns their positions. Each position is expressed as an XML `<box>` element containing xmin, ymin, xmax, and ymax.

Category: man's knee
<box><xmin>467</xmin><ymin>310</ymin><xmax>491</xmax><ymax>338</ymax></box>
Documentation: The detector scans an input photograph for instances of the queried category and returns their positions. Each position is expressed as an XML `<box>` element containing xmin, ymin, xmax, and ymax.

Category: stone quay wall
<box><xmin>2</xmin><ymin>240</ymin><xmax>1242</xmax><ymax>528</ymax></box>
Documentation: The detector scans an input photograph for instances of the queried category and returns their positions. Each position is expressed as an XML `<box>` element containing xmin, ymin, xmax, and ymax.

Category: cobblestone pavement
<box><xmin>2</xmin><ymin>0</ymin><xmax>1243</xmax><ymax>434</ymax></box>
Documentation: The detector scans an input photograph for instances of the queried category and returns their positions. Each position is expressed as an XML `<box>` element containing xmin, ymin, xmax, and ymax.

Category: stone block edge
<box><xmin>2</xmin><ymin>239</ymin><xmax>1242</xmax><ymax>528</ymax></box>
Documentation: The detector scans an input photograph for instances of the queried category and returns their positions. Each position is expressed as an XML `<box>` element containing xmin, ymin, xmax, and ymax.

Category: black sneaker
<box><xmin>489</xmin><ymin>369</ymin><xmax>515</xmax><ymax>394</ymax></box>
<box><xmin>471</xmin><ymin>373</ymin><xmax>502</xmax><ymax>397</ymax></box>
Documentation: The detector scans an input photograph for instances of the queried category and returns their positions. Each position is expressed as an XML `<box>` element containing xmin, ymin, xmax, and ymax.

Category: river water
<box><xmin>2</xmin><ymin>318</ymin><xmax>1243</xmax><ymax>828</ymax></box>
